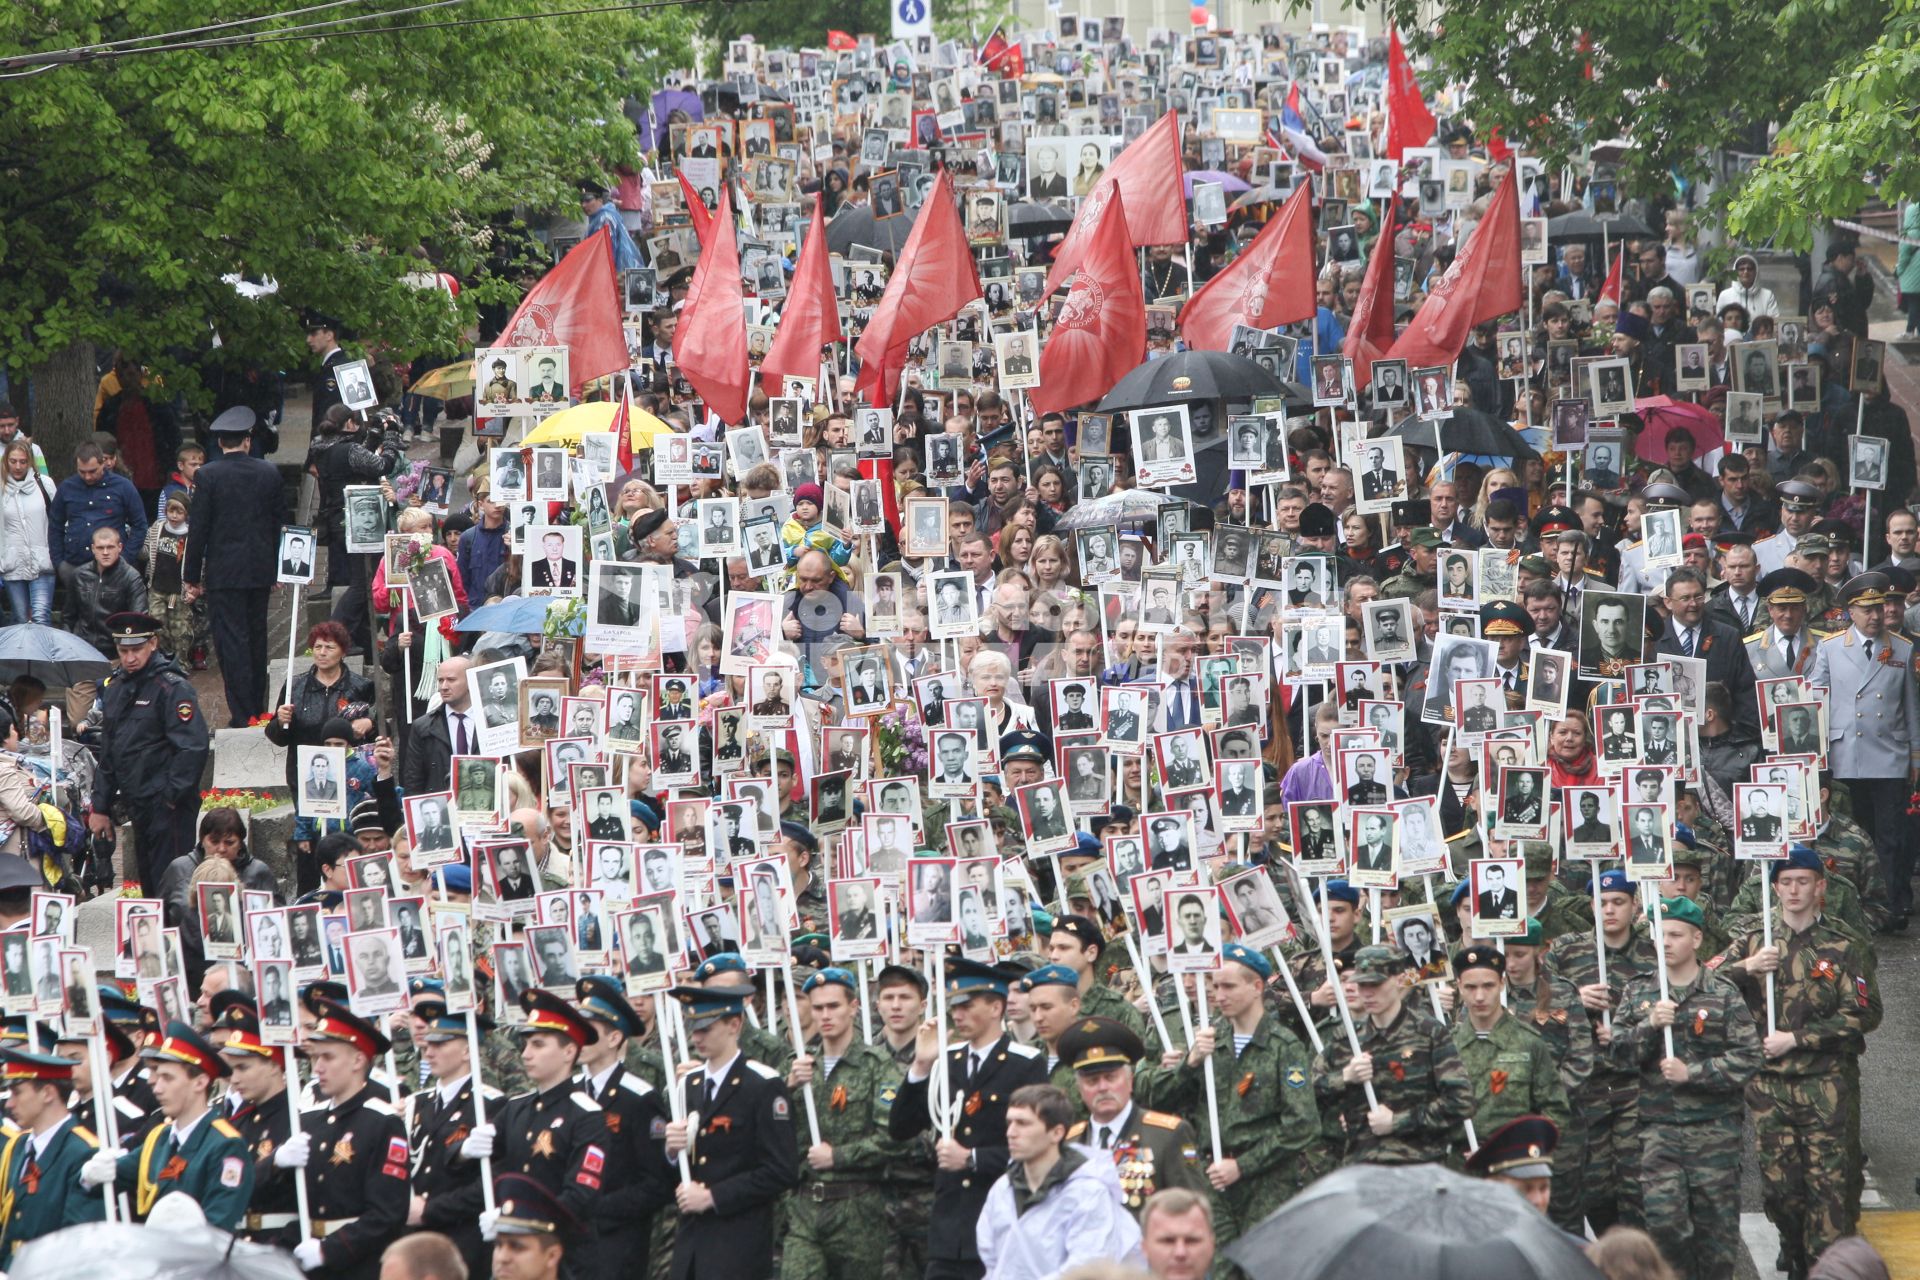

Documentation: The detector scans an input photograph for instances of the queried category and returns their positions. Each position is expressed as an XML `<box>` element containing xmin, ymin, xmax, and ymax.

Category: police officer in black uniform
<box><xmin>661</xmin><ymin>983</ymin><xmax>800</xmax><ymax>1280</ymax></box>
<box><xmin>277</xmin><ymin>999</ymin><xmax>410</xmax><ymax>1280</ymax></box>
<box><xmin>184</xmin><ymin>405</ymin><xmax>289</xmax><ymax>727</ymax></box>
<box><xmin>88</xmin><ymin>612</ymin><xmax>211</xmax><ymax>892</ymax></box>
<box><xmin>573</xmin><ymin>977</ymin><xmax>674</xmax><ymax>1278</ymax></box>
<box><xmin>887</xmin><ymin>957</ymin><xmax>1048</xmax><ymax>1280</ymax></box>
<box><xmin>438</xmin><ymin>990</ymin><xmax>612</xmax><ymax>1256</ymax></box>
<box><xmin>213</xmin><ymin>994</ymin><xmax>299</xmax><ymax>1243</ymax></box>
<box><xmin>411</xmin><ymin>995</ymin><xmax>502</xmax><ymax>1280</ymax></box>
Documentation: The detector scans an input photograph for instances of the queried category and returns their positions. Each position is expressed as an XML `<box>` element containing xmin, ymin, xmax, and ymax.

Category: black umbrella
<box><xmin>825</xmin><ymin>204</ymin><xmax>913</xmax><ymax>256</ymax></box>
<box><xmin>1008</xmin><ymin>200</ymin><xmax>1074</xmax><ymax>240</ymax></box>
<box><xmin>1384</xmin><ymin>406</ymin><xmax>1540</xmax><ymax>461</ymax></box>
<box><xmin>1546</xmin><ymin>209</ymin><xmax>1653</xmax><ymax>241</ymax></box>
<box><xmin>1096</xmin><ymin>349</ymin><xmax>1308</xmax><ymax>413</ymax></box>
<box><xmin>1224</xmin><ymin>1164</ymin><xmax>1605</xmax><ymax>1280</ymax></box>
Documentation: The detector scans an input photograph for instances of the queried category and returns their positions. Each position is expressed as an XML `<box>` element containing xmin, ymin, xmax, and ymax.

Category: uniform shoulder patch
<box><xmin>479</xmin><ymin>1085</ymin><xmax>506</xmax><ymax>1100</ymax></box>
<box><xmin>363</xmin><ymin>1098</ymin><xmax>395</xmax><ymax>1116</ymax></box>
<box><xmin>1067</xmin><ymin>1121</ymin><xmax>1087</xmax><ymax>1139</ymax></box>
<box><xmin>618</xmin><ymin>1074</ymin><xmax>653</xmax><ymax>1096</ymax></box>
<box><xmin>114</xmin><ymin>1097</ymin><xmax>144</xmax><ymax>1118</ymax></box>
<box><xmin>569</xmin><ymin>1091</ymin><xmax>603</xmax><ymax>1112</ymax></box>
<box><xmin>212</xmin><ymin>1118</ymin><xmax>242</xmax><ymax>1140</ymax></box>
<box><xmin>73</xmin><ymin>1126</ymin><xmax>99</xmax><ymax>1148</ymax></box>
<box><xmin>1007</xmin><ymin>1041</ymin><xmax>1042</xmax><ymax>1059</ymax></box>
<box><xmin>1141</xmin><ymin>1111</ymin><xmax>1181</xmax><ymax>1130</ymax></box>
<box><xmin>746</xmin><ymin>1060</ymin><xmax>781</xmax><ymax>1080</ymax></box>
<box><xmin>177</xmin><ymin>700</ymin><xmax>197</xmax><ymax>722</ymax></box>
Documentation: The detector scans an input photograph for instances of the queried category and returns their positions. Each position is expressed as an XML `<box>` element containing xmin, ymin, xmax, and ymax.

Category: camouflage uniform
<box><xmin>1448</xmin><ymin>1009</ymin><xmax>1570</xmax><ymax>1157</ymax></box>
<box><xmin>1814</xmin><ymin>812</ymin><xmax>1891</xmax><ymax>933</ymax></box>
<box><xmin>1314</xmin><ymin>1000</ymin><xmax>1474</xmax><ymax>1166</ymax></box>
<box><xmin>1134</xmin><ymin>1010</ymin><xmax>1323</xmax><ymax>1250</ymax></box>
<box><xmin>1727</xmin><ymin>868</ymin><xmax>1872</xmax><ymax>945</ymax></box>
<box><xmin>1530</xmin><ymin>878</ymin><xmax>1592</xmax><ymax>943</ymax></box>
<box><xmin>1611</xmin><ymin>968</ymin><xmax>1763</xmax><ymax>1280</ymax></box>
<box><xmin>743</xmin><ymin>1020</ymin><xmax>797</xmax><ymax>1075</ymax></box>
<box><xmin>1079</xmin><ymin>979</ymin><xmax>1148</xmax><ymax>1041</ymax></box>
<box><xmin>1715</xmin><ymin>915</ymin><xmax>1871</xmax><ymax>1274</ymax></box>
<box><xmin>1379</xmin><ymin>567</ymin><xmax>1434</xmax><ymax>601</ymax></box>
<box><xmin>1276</xmin><ymin>937</ymin><xmax>1359</xmax><ymax>1048</ymax></box>
<box><xmin>1544</xmin><ymin>924</ymin><xmax>1658</xmax><ymax>1231</ymax></box>
<box><xmin>1506</xmin><ymin>964</ymin><xmax>1596</xmax><ymax>1234</ymax></box>
<box><xmin>876</xmin><ymin>1036</ymin><xmax>933</xmax><ymax>1280</ymax></box>
<box><xmin>780</xmin><ymin>1038</ymin><xmax>909</xmax><ymax>1280</ymax></box>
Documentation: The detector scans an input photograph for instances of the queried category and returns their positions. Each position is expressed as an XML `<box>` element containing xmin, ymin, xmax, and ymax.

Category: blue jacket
<box><xmin>50</xmin><ymin>471</ymin><xmax>147</xmax><ymax>565</ymax></box>
<box><xmin>1292</xmin><ymin>307</ymin><xmax>1348</xmax><ymax>385</ymax></box>
<box><xmin>587</xmin><ymin>203</ymin><xmax>641</xmax><ymax>272</ymax></box>
<box><xmin>456</xmin><ymin>520</ymin><xmax>508</xmax><ymax>609</ymax></box>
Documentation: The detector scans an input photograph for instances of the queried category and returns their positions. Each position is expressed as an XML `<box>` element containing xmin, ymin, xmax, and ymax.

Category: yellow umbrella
<box><xmin>406</xmin><ymin>361</ymin><xmax>475</xmax><ymax>400</ymax></box>
<box><xmin>521</xmin><ymin>401</ymin><xmax>671</xmax><ymax>449</ymax></box>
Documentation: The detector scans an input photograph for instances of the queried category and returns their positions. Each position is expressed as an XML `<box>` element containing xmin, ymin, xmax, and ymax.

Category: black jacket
<box><xmin>263</xmin><ymin>667</ymin><xmax>375</xmax><ymax>789</ymax></box>
<box><xmin>400</xmin><ymin>707</ymin><xmax>455</xmax><ymax>797</ymax></box>
<box><xmin>670</xmin><ymin>1059</ymin><xmax>799</xmax><ymax>1280</ymax></box>
<box><xmin>93</xmin><ymin>654</ymin><xmax>208</xmax><ymax>809</ymax></box>
<box><xmin>415</xmin><ymin>1075</ymin><xmax>503</xmax><ymax>1280</ymax></box>
<box><xmin>578</xmin><ymin>1065</ymin><xmax>675</xmax><ymax>1280</ymax></box>
<box><xmin>68</xmin><ymin>560</ymin><xmax>148</xmax><ymax>655</ymax></box>
<box><xmin>279</xmin><ymin>1084</ymin><xmax>410</xmax><ymax>1280</ymax></box>
<box><xmin>185</xmin><ymin>451</ymin><xmax>288</xmax><ymax>589</ymax></box>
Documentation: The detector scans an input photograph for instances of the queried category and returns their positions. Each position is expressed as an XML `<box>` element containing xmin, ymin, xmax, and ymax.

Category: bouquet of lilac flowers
<box><xmin>875</xmin><ymin>706</ymin><xmax>928</xmax><ymax>777</ymax></box>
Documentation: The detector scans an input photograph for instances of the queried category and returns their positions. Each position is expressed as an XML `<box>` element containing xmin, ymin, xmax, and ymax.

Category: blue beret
<box><xmin>1018</xmin><ymin>963</ymin><xmax>1080</xmax><ymax>991</ymax></box>
<box><xmin>1771</xmin><ymin>845</ymin><xmax>1826</xmax><ymax>881</ymax></box>
<box><xmin>780</xmin><ymin>821</ymin><xmax>819</xmax><ymax>851</ymax></box>
<box><xmin>1073</xmin><ymin>831</ymin><xmax>1102</xmax><ymax>860</ymax></box>
<box><xmin>434</xmin><ymin>865</ymin><xmax>473</xmax><ymax>894</ymax></box>
<box><xmin>1673</xmin><ymin>822</ymin><xmax>1696</xmax><ymax>849</ymax></box>
<box><xmin>1316</xmin><ymin>879</ymin><xmax>1360</xmax><ymax>906</ymax></box>
<box><xmin>1597</xmin><ymin>869</ymin><xmax>1633</xmax><ymax>896</ymax></box>
<box><xmin>1222</xmin><ymin>942</ymin><xmax>1272</xmax><ymax>978</ymax></box>
<box><xmin>694</xmin><ymin>953</ymin><xmax>749</xmax><ymax>981</ymax></box>
<box><xmin>802</xmin><ymin>967</ymin><xmax>858</xmax><ymax>996</ymax></box>
<box><xmin>1450</xmin><ymin>879</ymin><xmax>1472</xmax><ymax>906</ymax></box>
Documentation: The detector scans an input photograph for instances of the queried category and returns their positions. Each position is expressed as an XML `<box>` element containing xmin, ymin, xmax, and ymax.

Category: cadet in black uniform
<box><xmin>183</xmin><ymin>405</ymin><xmax>289</xmax><ymax>727</ymax></box>
<box><xmin>276</xmin><ymin>999</ymin><xmax>410</xmax><ymax>1280</ymax></box>
<box><xmin>573</xmin><ymin>977</ymin><xmax>675</xmax><ymax>1278</ymax></box>
<box><xmin>442</xmin><ymin>990</ymin><xmax>611</xmax><ymax>1253</ymax></box>
<box><xmin>56</xmin><ymin>1012</ymin><xmax>152</xmax><ymax>1147</ymax></box>
<box><xmin>661</xmin><ymin>983</ymin><xmax>801</xmax><ymax>1280</ymax></box>
<box><xmin>87</xmin><ymin>612</ymin><xmax>211</xmax><ymax>891</ymax></box>
<box><xmin>213</xmin><ymin>995</ymin><xmax>299</xmax><ymax>1243</ymax></box>
<box><xmin>411</xmin><ymin>995</ymin><xmax>502</xmax><ymax>1280</ymax></box>
<box><xmin>887</xmin><ymin>957</ymin><xmax>1049</xmax><ymax>1280</ymax></box>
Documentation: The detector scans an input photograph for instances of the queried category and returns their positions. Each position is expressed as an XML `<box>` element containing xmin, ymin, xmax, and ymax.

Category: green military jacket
<box><xmin>1544</xmin><ymin>925</ymin><xmax>1659</xmax><ymax>1087</ymax></box>
<box><xmin>1135</xmin><ymin>1010</ymin><xmax>1320</xmax><ymax>1183</ymax></box>
<box><xmin>1611</xmin><ymin>969</ymin><xmax>1763</xmax><ymax>1124</ymax></box>
<box><xmin>1726</xmin><ymin>870</ymin><xmax>1872</xmax><ymax>952</ymax></box>
<box><xmin>1080</xmin><ymin>980</ymin><xmax>1148</xmax><ymax>1041</ymax></box>
<box><xmin>1450</xmin><ymin>1010</ymin><xmax>1571</xmax><ymax>1141</ymax></box>
<box><xmin>795</xmin><ymin>1038</ymin><xmax>908</xmax><ymax>1182</ymax></box>
<box><xmin>1066</xmin><ymin>1106</ymin><xmax>1209</xmax><ymax>1210</ymax></box>
<box><xmin>1314</xmin><ymin>1000</ymin><xmax>1474</xmax><ymax>1164</ymax></box>
<box><xmin>1504</xmin><ymin>967</ymin><xmax>1597</xmax><ymax>1100</ymax></box>
<box><xmin>1714</xmin><ymin>915</ymin><xmax>1871</xmax><ymax>1077</ymax></box>
<box><xmin>1533</xmin><ymin>879</ymin><xmax>1592</xmax><ymax>943</ymax></box>
<box><xmin>1813</xmin><ymin>814</ymin><xmax>1891</xmax><ymax>933</ymax></box>
<box><xmin>1379</xmin><ymin>568</ymin><xmax>1434</xmax><ymax>601</ymax></box>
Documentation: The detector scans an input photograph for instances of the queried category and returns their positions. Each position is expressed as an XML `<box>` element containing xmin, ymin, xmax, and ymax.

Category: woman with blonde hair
<box><xmin>1470</xmin><ymin>465</ymin><xmax>1524</xmax><ymax>529</ymax></box>
<box><xmin>1585</xmin><ymin>1227</ymin><xmax>1676</xmax><ymax>1280</ymax></box>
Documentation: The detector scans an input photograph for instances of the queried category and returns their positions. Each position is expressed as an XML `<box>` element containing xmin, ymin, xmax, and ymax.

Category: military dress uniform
<box><xmin>0</xmin><ymin>1050</ymin><xmax>106</xmax><ymax>1264</ymax></box>
<box><xmin>91</xmin><ymin>613</ymin><xmax>212</xmax><ymax>890</ymax></box>
<box><xmin>1313</xmin><ymin>947</ymin><xmax>1474</xmax><ymax>1166</ymax></box>
<box><xmin>1056</xmin><ymin>1016</ymin><xmax>1206</xmax><ymax>1214</ymax></box>
<box><xmin>886</xmin><ymin>960</ymin><xmax>1047</xmax><ymax>1280</ymax></box>
<box><xmin>781</xmin><ymin>970</ymin><xmax>909</xmax><ymax>1280</ymax></box>
<box><xmin>100</xmin><ymin>1023</ymin><xmax>253</xmax><ymax>1229</ymax></box>
<box><xmin>574</xmin><ymin>979</ymin><xmax>675</xmax><ymax>1280</ymax></box>
<box><xmin>670</xmin><ymin>985</ymin><xmax>801</xmax><ymax>1280</ymax></box>
<box><xmin>1610</xmin><ymin>902</ymin><xmax>1763</xmax><ymax>1280</ymax></box>
<box><xmin>411</xmin><ymin>1003</ymin><xmax>507</xmax><ymax>1280</ymax></box>
<box><xmin>216</xmin><ymin>1010</ymin><xmax>299</xmax><ymax>1243</ymax></box>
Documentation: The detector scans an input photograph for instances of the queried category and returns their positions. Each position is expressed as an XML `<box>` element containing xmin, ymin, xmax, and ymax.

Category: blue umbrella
<box><xmin>0</xmin><ymin>624</ymin><xmax>111</xmax><ymax>684</ymax></box>
<box><xmin>455</xmin><ymin>597</ymin><xmax>566</xmax><ymax>635</ymax></box>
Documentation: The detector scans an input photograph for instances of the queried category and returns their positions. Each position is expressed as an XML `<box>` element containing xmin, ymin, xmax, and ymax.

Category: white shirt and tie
<box><xmin>1092</xmin><ymin>1103</ymin><xmax>1133</xmax><ymax>1150</ymax></box>
<box><xmin>447</xmin><ymin>707</ymin><xmax>473</xmax><ymax>755</ymax></box>
<box><xmin>1727</xmin><ymin>591</ymin><xmax>1760</xmax><ymax>631</ymax></box>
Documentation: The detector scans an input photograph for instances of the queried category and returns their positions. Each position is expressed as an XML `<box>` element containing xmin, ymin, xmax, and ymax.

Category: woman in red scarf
<box><xmin>1548</xmin><ymin>711</ymin><xmax>1602</xmax><ymax>790</ymax></box>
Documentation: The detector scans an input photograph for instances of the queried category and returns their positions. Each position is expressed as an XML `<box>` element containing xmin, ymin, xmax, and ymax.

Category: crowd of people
<box><xmin>2</xmin><ymin>13</ymin><xmax>1918</xmax><ymax>1280</ymax></box>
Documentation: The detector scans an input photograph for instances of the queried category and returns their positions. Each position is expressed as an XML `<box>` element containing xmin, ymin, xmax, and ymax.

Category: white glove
<box><xmin>79</xmin><ymin>1148</ymin><xmax>124</xmax><ymax>1189</ymax></box>
<box><xmin>479</xmin><ymin>1209</ymin><xmax>500</xmax><ymax>1242</ymax></box>
<box><xmin>459</xmin><ymin>1124</ymin><xmax>495</xmax><ymax>1160</ymax></box>
<box><xmin>273</xmin><ymin>1134</ymin><xmax>311</xmax><ymax>1169</ymax></box>
<box><xmin>293</xmin><ymin>1239</ymin><xmax>325</xmax><ymax>1271</ymax></box>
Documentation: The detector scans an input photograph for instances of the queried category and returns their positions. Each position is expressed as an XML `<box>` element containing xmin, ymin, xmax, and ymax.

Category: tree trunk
<box><xmin>26</xmin><ymin>339</ymin><xmax>98</xmax><ymax>468</ymax></box>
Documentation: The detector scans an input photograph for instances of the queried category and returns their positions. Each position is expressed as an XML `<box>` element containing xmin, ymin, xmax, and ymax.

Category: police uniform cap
<box><xmin>1406</xmin><ymin>527</ymin><xmax>1443</xmax><ymax>549</ymax></box>
<box><xmin>1453</xmin><ymin>944</ymin><xmax>1505</xmax><ymax>977</ymax></box>
<box><xmin>1777</xmin><ymin>480</ymin><xmax>1823</xmax><ymax>511</ymax></box>
<box><xmin>207</xmin><ymin>989</ymin><xmax>257</xmax><ymax>1026</ymax></box>
<box><xmin>300</xmin><ymin>980</ymin><xmax>350</xmax><ymax>1016</ymax></box>
<box><xmin>1841</xmin><ymin>572</ymin><xmax>1892</xmax><ymax>609</ymax></box>
<box><xmin>575</xmin><ymin>975</ymin><xmax>644</xmax><ymax>1037</ymax></box>
<box><xmin>494</xmin><ymin>1172</ymin><xmax>585</xmax><ymax>1244</ymax></box>
<box><xmin>1056</xmin><ymin>1016</ymin><xmax>1145</xmax><ymax>1073</ymax></box>
<box><xmin>1298</xmin><ymin>503</ymin><xmax>1339</xmax><ymax>538</ymax></box>
<box><xmin>208</xmin><ymin>406</ymin><xmax>258</xmax><ymax>437</ymax></box>
<box><xmin>1885</xmin><ymin>565</ymin><xmax>1918</xmax><ymax>595</ymax></box>
<box><xmin>518</xmin><ymin>989</ymin><xmax>598</xmax><ymax>1046</ymax></box>
<box><xmin>1221</xmin><ymin>941</ymin><xmax>1273</xmax><ymax>978</ymax></box>
<box><xmin>999</xmin><ymin>729</ymin><xmax>1052</xmax><ymax>765</ymax></box>
<box><xmin>1349</xmin><ymin>945</ymin><xmax>1402</xmax><ymax>985</ymax></box>
<box><xmin>1017</xmin><ymin>962</ymin><xmax>1080</xmax><ymax>993</ymax></box>
<box><xmin>1481</xmin><ymin>600</ymin><xmax>1529</xmax><ymax>638</ymax></box>
<box><xmin>1640</xmin><ymin>481</ymin><xmax>1690</xmax><ymax>506</ymax></box>
<box><xmin>1771</xmin><ymin>844</ymin><xmax>1826</xmax><ymax>882</ymax></box>
<box><xmin>1758</xmin><ymin>567</ymin><xmax>1818</xmax><ymax>607</ymax></box>
<box><xmin>104</xmin><ymin>612</ymin><xmax>165</xmax><ymax>646</ymax></box>
<box><xmin>1658</xmin><ymin>896</ymin><xmax>1706</xmax><ymax>931</ymax></box>
<box><xmin>1391</xmin><ymin>499</ymin><xmax>1431</xmax><ymax>526</ymax></box>
<box><xmin>302</xmin><ymin>312</ymin><xmax>342</xmax><ymax>334</ymax></box>
<box><xmin>414</xmin><ymin>997</ymin><xmax>493</xmax><ymax>1041</ymax></box>
<box><xmin>1463</xmin><ymin>1114</ymin><xmax>1560</xmax><ymax>1180</ymax></box>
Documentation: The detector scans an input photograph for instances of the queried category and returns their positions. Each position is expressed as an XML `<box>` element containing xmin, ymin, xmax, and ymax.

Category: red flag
<box><xmin>826</xmin><ymin>29</ymin><xmax>856</xmax><ymax>49</ymax></box>
<box><xmin>978</xmin><ymin>28</ymin><xmax>1024</xmax><ymax>76</ymax></box>
<box><xmin>1343</xmin><ymin>195</ymin><xmax>1402</xmax><ymax>393</ymax></box>
<box><xmin>762</xmin><ymin>196</ymin><xmax>844</xmax><ymax>387</ymax></box>
<box><xmin>1032</xmin><ymin>188</ymin><xmax>1144</xmax><ymax>416</ymax></box>
<box><xmin>611</xmin><ymin>377</ymin><xmax>634</xmax><ymax>476</ymax></box>
<box><xmin>1485</xmin><ymin>126</ymin><xmax>1512</xmax><ymax>164</ymax></box>
<box><xmin>1598</xmin><ymin>247</ymin><xmax>1624</xmax><ymax>305</ymax></box>
<box><xmin>493</xmin><ymin>227</ymin><xmax>629</xmax><ymax>388</ymax></box>
<box><xmin>1385</xmin><ymin>167</ymin><xmax>1523</xmax><ymax>369</ymax></box>
<box><xmin>1044</xmin><ymin>111</ymin><xmax>1186</xmax><ymax>293</ymax></box>
<box><xmin>1383</xmin><ymin>31</ymin><xmax>1437</xmax><ymax>162</ymax></box>
<box><xmin>672</xmin><ymin>187</ymin><xmax>751</xmax><ymax>425</ymax></box>
<box><xmin>677</xmin><ymin>170</ymin><xmax>714</xmax><ymax>249</ymax></box>
<box><xmin>854</xmin><ymin>171</ymin><xmax>982</xmax><ymax>408</ymax></box>
<box><xmin>1178</xmin><ymin>181</ymin><xmax>1316</xmax><ymax>352</ymax></box>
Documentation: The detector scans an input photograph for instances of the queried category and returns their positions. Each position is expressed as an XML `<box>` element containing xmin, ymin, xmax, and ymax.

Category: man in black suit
<box><xmin>887</xmin><ymin>959</ymin><xmax>1048</xmax><ymax>1280</ymax></box>
<box><xmin>305</xmin><ymin>313</ymin><xmax>350</xmax><ymax>421</ymax></box>
<box><xmin>1654</xmin><ymin>566</ymin><xmax>1757</xmax><ymax>732</ymax></box>
<box><xmin>183</xmin><ymin>408</ymin><xmax>288</xmax><ymax>726</ymax></box>
<box><xmin>1475</xmin><ymin>863</ymin><xmax>1520</xmax><ymax>920</ymax></box>
<box><xmin>401</xmin><ymin>656</ymin><xmax>473</xmax><ymax>796</ymax></box>
<box><xmin>530</xmin><ymin>531</ymin><xmax>577</xmax><ymax>589</ymax></box>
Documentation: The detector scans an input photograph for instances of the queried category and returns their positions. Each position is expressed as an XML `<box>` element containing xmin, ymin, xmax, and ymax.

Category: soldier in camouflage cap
<box><xmin>1448</xmin><ymin>945</ymin><xmax>1569</xmax><ymax>1165</ymax></box>
<box><xmin>1501</xmin><ymin>918</ymin><xmax>1595</xmax><ymax>1234</ymax></box>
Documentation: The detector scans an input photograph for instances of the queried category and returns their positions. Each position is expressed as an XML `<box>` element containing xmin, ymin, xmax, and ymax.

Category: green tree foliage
<box><xmin>0</xmin><ymin>0</ymin><xmax>693</xmax><ymax>414</ymax></box>
<box><xmin>695</xmin><ymin>0</ymin><xmax>889</xmax><ymax>71</ymax></box>
<box><xmin>1362</xmin><ymin>0</ymin><xmax>1886</xmax><ymax>196</ymax></box>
